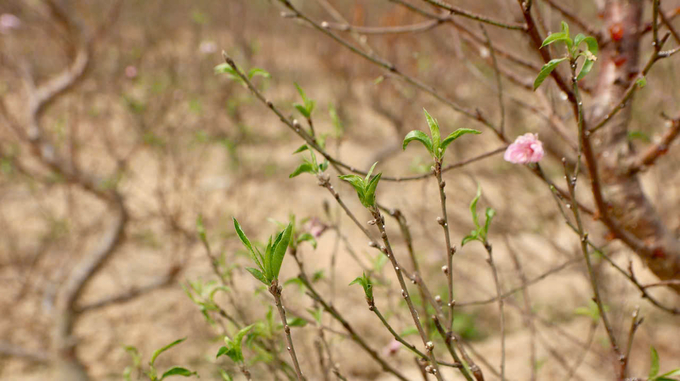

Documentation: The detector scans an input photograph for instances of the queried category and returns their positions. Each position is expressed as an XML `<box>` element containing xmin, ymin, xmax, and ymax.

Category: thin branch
<box><xmin>543</xmin><ymin>0</ymin><xmax>601</xmax><ymax>40</ymax></box>
<box><xmin>270</xmin><ymin>281</ymin><xmax>305</xmax><ymax>381</ymax></box>
<box><xmin>421</xmin><ymin>0</ymin><xmax>528</xmax><ymax>30</ymax></box>
<box><xmin>370</xmin><ymin>208</ymin><xmax>445</xmax><ymax>380</ymax></box>
<box><xmin>320</xmin><ymin>19</ymin><xmax>443</xmax><ymax>34</ymax></box>
<box><xmin>627</xmin><ymin>116</ymin><xmax>680</xmax><ymax>174</ymax></box>
<box><xmin>566</xmin><ymin>64</ymin><xmax>621</xmax><ymax>360</ymax></box>
<box><xmin>296</xmin><ymin>276</ymin><xmax>410</xmax><ymax>381</ymax></box>
<box><xmin>620</xmin><ymin>307</ymin><xmax>643</xmax><ymax>379</ymax></box>
<box><xmin>482</xmin><ymin>241</ymin><xmax>505</xmax><ymax>381</ymax></box>
<box><xmin>480</xmin><ymin>24</ymin><xmax>506</xmax><ymax>135</ymax></box>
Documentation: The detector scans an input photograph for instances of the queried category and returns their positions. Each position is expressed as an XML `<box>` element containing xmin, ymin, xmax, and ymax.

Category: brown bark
<box><xmin>588</xmin><ymin>0</ymin><xmax>680</xmax><ymax>291</ymax></box>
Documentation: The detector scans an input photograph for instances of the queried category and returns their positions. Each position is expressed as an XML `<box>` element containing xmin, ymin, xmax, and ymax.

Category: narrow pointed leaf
<box><xmin>264</xmin><ymin>237</ymin><xmax>273</xmax><ymax>282</ymax></box>
<box><xmin>293</xmin><ymin>144</ymin><xmax>309</xmax><ymax>154</ymax></box>
<box><xmin>297</xmin><ymin>232</ymin><xmax>317</xmax><ymax>249</ymax></box>
<box><xmin>233</xmin><ymin>218</ymin><xmax>254</xmax><ymax>255</ymax></box>
<box><xmin>246</xmin><ymin>267</ymin><xmax>268</xmax><ymax>284</ymax></box>
<box><xmin>248</xmin><ymin>68</ymin><xmax>270</xmax><ymax>79</ymax></box>
<box><xmin>423</xmin><ymin>109</ymin><xmax>440</xmax><ymax>149</ymax></box>
<box><xmin>576</xmin><ymin>59</ymin><xmax>595</xmax><ymax>81</ymax></box>
<box><xmin>482</xmin><ymin>207</ymin><xmax>496</xmax><ymax>240</ymax></box>
<box><xmin>539</xmin><ymin>32</ymin><xmax>569</xmax><ymax>49</ymax></box>
<box><xmin>161</xmin><ymin>367</ymin><xmax>197</xmax><ymax>379</ymax></box>
<box><xmin>650</xmin><ymin>346</ymin><xmax>660</xmax><ymax>378</ymax></box>
<box><xmin>271</xmin><ymin>223</ymin><xmax>293</xmax><ymax>280</ymax></box>
<box><xmin>150</xmin><ymin>338</ymin><xmax>186</xmax><ymax>366</ymax></box>
<box><xmin>533</xmin><ymin>57</ymin><xmax>568</xmax><ymax>90</ymax></box>
<box><xmin>364</xmin><ymin>172</ymin><xmax>382</xmax><ymax>208</ymax></box>
<box><xmin>402</xmin><ymin>130</ymin><xmax>433</xmax><ymax>154</ymax></box>
<box><xmin>365</xmin><ymin>162</ymin><xmax>378</xmax><ymax>182</ymax></box>
<box><xmin>289</xmin><ymin>162</ymin><xmax>315</xmax><ymax>178</ymax></box>
<box><xmin>294</xmin><ymin>103</ymin><xmax>310</xmax><ymax>118</ymax></box>
<box><xmin>470</xmin><ymin>185</ymin><xmax>482</xmax><ymax>229</ymax></box>
<box><xmin>440</xmin><ymin>128</ymin><xmax>482</xmax><ymax>157</ymax></box>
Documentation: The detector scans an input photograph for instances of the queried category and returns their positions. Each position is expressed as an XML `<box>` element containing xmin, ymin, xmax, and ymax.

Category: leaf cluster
<box><xmin>534</xmin><ymin>21</ymin><xmax>599</xmax><ymax>90</ymax></box>
<box><xmin>403</xmin><ymin>109</ymin><xmax>481</xmax><ymax>160</ymax></box>
<box><xmin>293</xmin><ymin>83</ymin><xmax>316</xmax><ymax>119</ymax></box>
<box><xmin>233</xmin><ymin>218</ymin><xmax>293</xmax><ymax>285</ymax></box>
<box><xmin>214</xmin><ymin>64</ymin><xmax>270</xmax><ymax>86</ymax></box>
<box><xmin>289</xmin><ymin>145</ymin><xmax>328</xmax><ymax>178</ymax></box>
<box><xmin>461</xmin><ymin>185</ymin><xmax>496</xmax><ymax>246</ymax></box>
<box><xmin>124</xmin><ymin>339</ymin><xmax>197</xmax><ymax>381</ymax></box>
<box><xmin>349</xmin><ymin>272</ymin><xmax>374</xmax><ymax>303</ymax></box>
<box><xmin>338</xmin><ymin>162</ymin><xmax>382</xmax><ymax>208</ymax></box>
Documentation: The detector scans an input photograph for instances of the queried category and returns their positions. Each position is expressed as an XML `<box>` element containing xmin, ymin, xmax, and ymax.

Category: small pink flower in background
<box><xmin>125</xmin><ymin>65</ymin><xmax>138</xmax><ymax>79</ymax></box>
<box><xmin>0</xmin><ymin>13</ymin><xmax>21</xmax><ymax>34</ymax></box>
<box><xmin>382</xmin><ymin>339</ymin><xmax>401</xmax><ymax>356</ymax></box>
<box><xmin>504</xmin><ymin>133</ymin><xmax>544</xmax><ymax>164</ymax></box>
<box><xmin>307</xmin><ymin>217</ymin><xmax>328</xmax><ymax>238</ymax></box>
<box><xmin>199</xmin><ymin>40</ymin><xmax>217</xmax><ymax>54</ymax></box>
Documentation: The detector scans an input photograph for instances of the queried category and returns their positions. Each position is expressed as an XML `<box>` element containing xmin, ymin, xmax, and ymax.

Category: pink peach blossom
<box><xmin>0</xmin><ymin>14</ymin><xmax>21</xmax><ymax>34</ymax></box>
<box><xmin>125</xmin><ymin>65</ymin><xmax>138</xmax><ymax>79</ymax></box>
<box><xmin>382</xmin><ymin>339</ymin><xmax>401</xmax><ymax>356</ymax></box>
<box><xmin>504</xmin><ymin>133</ymin><xmax>544</xmax><ymax>164</ymax></box>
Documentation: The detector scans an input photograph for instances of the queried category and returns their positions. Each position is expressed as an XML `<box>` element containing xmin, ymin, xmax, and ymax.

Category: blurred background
<box><xmin>1</xmin><ymin>0</ymin><xmax>679</xmax><ymax>380</ymax></box>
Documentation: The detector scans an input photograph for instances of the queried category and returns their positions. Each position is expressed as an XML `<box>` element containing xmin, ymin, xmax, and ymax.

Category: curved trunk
<box><xmin>588</xmin><ymin>0</ymin><xmax>680</xmax><ymax>291</ymax></box>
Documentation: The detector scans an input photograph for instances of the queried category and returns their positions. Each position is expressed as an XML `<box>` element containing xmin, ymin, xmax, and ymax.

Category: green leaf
<box><xmin>248</xmin><ymin>68</ymin><xmax>270</xmax><ymax>79</ymax></box>
<box><xmin>461</xmin><ymin>231</ymin><xmax>478</xmax><ymax>246</ymax></box>
<box><xmin>295</xmin><ymin>83</ymin><xmax>307</xmax><ymax>103</ymax></box>
<box><xmin>294</xmin><ymin>104</ymin><xmax>310</xmax><ymax>118</ymax></box>
<box><xmin>470</xmin><ymin>185</ymin><xmax>482</xmax><ymax>229</ymax></box>
<box><xmin>636</xmin><ymin>77</ymin><xmax>647</xmax><ymax>88</ymax></box>
<box><xmin>338</xmin><ymin>175</ymin><xmax>366</xmax><ymax>205</ymax></box>
<box><xmin>349</xmin><ymin>272</ymin><xmax>373</xmax><ymax>300</ymax></box>
<box><xmin>263</xmin><ymin>237</ymin><xmax>273</xmax><ymax>281</ymax></box>
<box><xmin>216</xmin><ymin>345</ymin><xmax>234</xmax><ymax>359</ymax></box>
<box><xmin>539</xmin><ymin>31</ymin><xmax>569</xmax><ymax>49</ymax></box>
<box><xmin>576</xmin><ymin>58</ymin><xmax>595</xmax><ymax>81</ymax></box>
<box><xmin>246</xmin><ymin>267</ymin><xmax>268</xmax><ymax>284</ymax></box>
<box><xmin>364</xmin><ymin>172</ymin><xmax>382</xmax><ymax>208</ymax></box>
<box><xmin>658</xmin><ymin>368</ymin><xmax>680</xmax><ymax>378</ymax></box>
<box><xmin>573</xmin><ymin>33</ymin><xmax>585</xmax><ymax>48</ymax></box>
<box><xmin>289</xmin><ymin>162</ymin><xmax>315</xmax><ymax>178</ymax></box>
<box><xmin>308</xmin><ymin>307</ymin><xmax>324</xmax><ymax>324</ymax></box>
<box><xmin>402</xmin><ymin>130</ymin><xmax>433</xmax><ymax>154</ymax></box>
<box><xmin>423</xmin><ymin>109</ymin><xmax>441</xmax><ymax>150</ymax></box>
<box><xmin>365</xmin><ymin>162</ymin><xmax>378</xmax><ymax>182</ymax></box>
<box><xmin>293</xmin><ymin>144</ymin><xmax>309</xmax><ymax>154</ymax></box>
<box><xmin>582</xmin><ymin>36</ymin><xmax>598</xmax><ymax>56</ymax></box>
<box><xmin>234</xmin><ymin>324</ymin><xmax>254</xmax><ymax>354</ymax></box>
<box><xmin>297</xmin><ymin>232</ymin><xmax>317</xmax><ymax>249</ymax></box>
<box><xmin>219</xmin><ymin>369</ymin><xmax>233</xmax><ymax>381</ymax></box>
<box><xmin>534</xmin><ymin>57</ymin><xmax>568</xmax><ymax>90</ymax></box>
<box><xmin>482</xmin><ymin>207</ymin><xmax>496</xmax><ymax>240</ymax></box>
<box><xmin>150</xmin><ymin>338</ymin><xmax>186</xmax><ymax>366</ymax></box>
<box><xmin>650</xmin><ymin>346</ymin><xmax>660</xmax><ymax>378</ymax></box>
<box><xmin>160</xmin><ymin>367</ymin><xmax>197</xmax><ymax>379</ymax></box>
<box><xmin>628</xmin><ymin>130</ymin><xmax>651</xmax><ymax>142</ymax></box>
<box><xmin>270</xmin><ymin>223</ymin><xmax>293</xmax><ymax>280</ymax></box>
<box><xmin>196</xmin><ymin>214</ymin><xmax>207</xmax><ymax>244</ymax></box>
<box><xmin>439</xmin><ymin>128</ymin><xmax>482</xmax><ymax>157</ymax></box>
<box><xmin>233</xmin><ymin>218</ymin><xmax>254</xmax><ymax>258</ymax></box>
<box><xmin>286</xmin><ymin>317</ymin><xmax>308</xmax><ymax>327</ymax></box>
